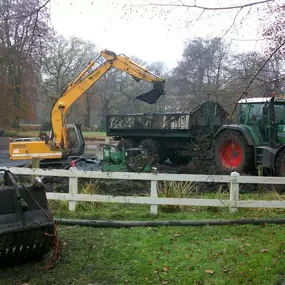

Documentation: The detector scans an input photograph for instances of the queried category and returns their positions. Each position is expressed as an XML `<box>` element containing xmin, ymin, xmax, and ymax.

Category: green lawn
<box><xmin>1</xmin><ymin>201</ymin><xmax>285</xmax><ymax>285</ymax></box>
<box><xmin>7</xmin><ymin>130</ymin><xmax>106</xmax><ymax>140</ymax></box>
<box><xmin>82</xmin><ymin>131</ymin><xmax>106</xmax><ymax>139</ymax></box>
<box><xmin>1</xmin><ymin>223</ymin><xmax>284</xmax><ymax>285</ymax></box>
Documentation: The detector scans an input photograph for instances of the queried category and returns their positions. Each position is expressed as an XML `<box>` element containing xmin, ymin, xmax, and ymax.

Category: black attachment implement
<box><xmin>0</xmin><ymin>169</ymin><xmax>54</xmax><ymax>265</ymax></box>
<box><xmin>136</xmin><ymin>81</ymin><xmax>165</xmax><ymax>104</ymax></box>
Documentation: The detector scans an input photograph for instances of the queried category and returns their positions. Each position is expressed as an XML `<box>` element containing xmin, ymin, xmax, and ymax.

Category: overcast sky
<box><xmin>49</xmin><ymin>0</ymin><xmax>269</xmax><ymax>68</ymax></box>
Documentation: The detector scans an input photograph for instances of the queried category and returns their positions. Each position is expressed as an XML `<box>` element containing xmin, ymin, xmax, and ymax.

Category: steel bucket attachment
<box><xmin>136</xmin><ymin>81</ymin><xmax>165</xmax><ymax>104</ymax></box>
<box><xmin>0</xmin><ymin>170</ymin><xmax>54</xmax><ymax>265</ymax></box>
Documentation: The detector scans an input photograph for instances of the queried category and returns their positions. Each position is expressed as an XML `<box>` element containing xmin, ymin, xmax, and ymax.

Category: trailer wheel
<box><xmin>139</xmin><ymin>139</ymin><xmax>166</xmax><ymax>164</ymax></box>
<box><xmin>275</xmin><ymin>149</ymin><xmax>285</xmax><ymax>176</ymax></box>
<box><xmin>117</xmin><ymin>139</ymin><xmax>136</xmax><ymax>151</ymax></box>
<box><xmin>169</xmin><ymin>155</ymin><xmax>188</xmax><ymax>165</ymax></box>
<box><xmin>215</xmin><ymin>131</ymin><xmax>252</xmax><ymax>173</ymax></box>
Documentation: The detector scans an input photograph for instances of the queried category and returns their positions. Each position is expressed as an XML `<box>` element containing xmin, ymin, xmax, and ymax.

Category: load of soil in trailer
<box><xmin>0</xmin><ymin>170</ymin><xmax>54</xmax><ymax>265</ymax></box>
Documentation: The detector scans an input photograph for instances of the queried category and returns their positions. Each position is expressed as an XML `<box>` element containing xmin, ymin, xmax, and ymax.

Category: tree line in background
<box><xmin>0</xmin><ymin>0</ymin><xmax>284</xmax><ymax>130</ymax></box>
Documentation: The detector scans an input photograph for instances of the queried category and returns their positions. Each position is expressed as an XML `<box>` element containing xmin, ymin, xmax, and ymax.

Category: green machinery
<box><xmin>214</xmin><ymin>95</ymin><xmax>285</xmax><ymax>175</ymax></box>
<box><xmin>102</xmin><ymin>144</ymin><xmax>155</xmax><ymax>172</ymax></box>
<box><xmin>106</xmin><ymin>95</ymin><xmax>285</xmax><ymax>176</ymax></box>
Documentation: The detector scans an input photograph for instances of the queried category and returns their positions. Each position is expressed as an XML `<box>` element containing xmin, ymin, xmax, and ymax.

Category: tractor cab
<box><xmin>236</xmin><ymin>96</ymin><xmax>285</xmax><ymax>147</ymax></box>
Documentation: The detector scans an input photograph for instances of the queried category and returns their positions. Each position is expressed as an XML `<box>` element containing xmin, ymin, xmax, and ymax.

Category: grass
<box><xmin>1</xmin><ymin>189</ymin><xmax>285</xmax><ymax>284</ymax></box>
<box><xmin>7</xmin><ymin>130</ymin><xmax>106</xmax><ymax>140</ymax></box>
<box><xmin>0</xmin><ymin>222</ymin><xmax>284</xmax><ymax>285</ymax></box>
<box><xmin>82</xmin><ymin>131</ymin><xmax>106</xmax><ymax>139</ymax></box>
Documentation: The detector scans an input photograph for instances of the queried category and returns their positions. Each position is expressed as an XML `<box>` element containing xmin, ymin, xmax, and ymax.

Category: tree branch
<box><xmin>6</xmin><ymin>0</ymin><xmax>50</xmax><ymax>20</ymax></box>
<box><xmin>230</xmin><ymin>39</ymin><xmax>285</xmax><ymax>119</ymax></box>
<box><xmin>141</xmin><ymin>0</ymin><xmax>273</xmax><ymax>10</ymax></box>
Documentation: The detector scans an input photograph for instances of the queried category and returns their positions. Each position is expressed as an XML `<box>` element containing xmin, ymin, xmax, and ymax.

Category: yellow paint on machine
<box><xmin>9</xmin><ymin>141</ymin><xmax>63</xmax><ymax>160</ymax></box>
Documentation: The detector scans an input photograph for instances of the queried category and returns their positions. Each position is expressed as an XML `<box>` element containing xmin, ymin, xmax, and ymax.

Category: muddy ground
<box><xmin>1</xmin><ymin>136</ymin><xmax>282</xmax><ymax>194</ymax></box>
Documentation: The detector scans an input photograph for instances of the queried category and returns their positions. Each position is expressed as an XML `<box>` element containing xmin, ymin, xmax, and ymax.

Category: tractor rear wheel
<box><xmin>275</xmin><ymin>149</ymin><xmax>285</xmax><ymax>176</ymax></box>
<box><xmin>215</xmin><ymin>131</ymin><xmax>253</xmax><ymax>173</ymax></box>
<box><xmin>117</xmin><ymin>139</ymin><xmax>136</xmax><ymax>151</ymax></box>
<box><xmin>139</xmin><ymin>139</ymin><xmax>167</xmax><ymax>164</ymax></box>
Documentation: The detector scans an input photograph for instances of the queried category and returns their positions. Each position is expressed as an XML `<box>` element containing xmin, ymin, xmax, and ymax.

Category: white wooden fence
<box><xmin>2</xmin><ymin>167</ymin><xmax>285</xmax><ymax>215</ymax></box>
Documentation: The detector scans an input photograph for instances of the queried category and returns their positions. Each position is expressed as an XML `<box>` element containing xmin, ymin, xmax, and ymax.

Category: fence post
<box><xmin>150</xmin><ymin>180</ymin><xmax>158</xmax><ymax>215</ymax></box>
<box><xmin>229</xmin><ymin>171</ymin><xmax>240</xmax><ymax>213</ymax></box>
<box><xmin>69</xmin><ymin>165</ymin><xmax>78</xmax><ymax>211</ymax></box>
<box><xmin>31</xmin><ymin>157</ymin><xmax>40</xmax><ymax>183</ymax></box>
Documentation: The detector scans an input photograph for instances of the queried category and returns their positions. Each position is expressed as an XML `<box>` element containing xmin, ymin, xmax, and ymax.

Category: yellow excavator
<box><xmin>9</xmin><ymin>50</ymin><xmax>165</xmax><ymax>161</ymax></box>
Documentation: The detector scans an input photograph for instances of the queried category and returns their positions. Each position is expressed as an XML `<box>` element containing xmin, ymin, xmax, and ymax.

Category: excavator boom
<box><xmin>9</xmin><ymin>49</ymin><xmax>165</xmax><ymax>160</ymax></box>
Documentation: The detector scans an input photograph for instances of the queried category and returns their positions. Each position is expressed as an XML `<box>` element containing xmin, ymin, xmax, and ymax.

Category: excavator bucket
<box><xmin>0</xmin><ymin>170</ymin><xmax>54</xmax><ymax>265</ymax></box>
<box><xmin>136</xmin><ymin>81</ymin><xmax>165</xmax><ymax>104</ymax></box>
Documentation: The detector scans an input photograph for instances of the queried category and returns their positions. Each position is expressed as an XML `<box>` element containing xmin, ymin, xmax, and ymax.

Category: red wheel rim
<box><xmin>219</xmin><ymin>140</ymin><xmax>242</xmax><ymax>169</ymax></box>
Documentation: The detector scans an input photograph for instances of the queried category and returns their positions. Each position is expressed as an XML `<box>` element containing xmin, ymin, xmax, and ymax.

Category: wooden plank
<box><xmin>46</xmin><ymin>192</ymin><xmax>285</xmax><ymax>209</ymax></box>
<box><xmin>3</xmin><ymin>167</ymin><xmax>285</xmax><ymax>185</ymax></box>
<box><xmin>46</xmin><ymin>193</ymin><xmax>230</xmax><ymax>207</ymax></box>
<box><xmin>229</xmin><ymin>172</ymin><xmax>239</xmax><ymax>213</ymax></box>
<box><xmin>31</xmin><ymin>158</ymin><xmax>40</xmax><ymax>184</ymax></box>
<box><xmin>237</xmin><ymin>176</ymin><xmax>285</xmax><ymax>185</ymax></box>
<box><xmin>236</xmin><ymin>200</ymin><xmax>285</xmax><ymax>208</ymax></box>
<box><xmin>68</xmin><ymin>167</ymin><xmax>78</xmax><ymax>211</ymax></box>
<box><xmin>150</xmin><ymin>180</ymin><xmax>158</xmax><ymax>215</ymax></box>
<box><xmin>2</xmin><ymin>167</ymin><xmax>235</xmax><ymax>183</ymax></box>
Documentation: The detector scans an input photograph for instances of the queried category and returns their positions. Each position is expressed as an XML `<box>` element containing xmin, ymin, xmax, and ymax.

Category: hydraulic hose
<box><xmin>54</xmin><ymin>218</ymin><xmax>285</xmax><ymax>228</ymax></box>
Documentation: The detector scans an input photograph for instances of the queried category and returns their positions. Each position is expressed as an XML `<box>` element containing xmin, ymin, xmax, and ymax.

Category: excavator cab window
<box><xmin>66</xmin><ymin>124</ymin><xmax>85</xmax><ymax>156</ymax></box>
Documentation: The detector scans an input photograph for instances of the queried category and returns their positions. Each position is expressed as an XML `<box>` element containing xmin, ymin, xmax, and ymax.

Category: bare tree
<box><xmin>262</xmin><ymin>0</ymin><xmax>285</xmax><ymax>56</ymax></box>
<box><xmin>40</xmin><ymin>35</ymin><xmax>98</xmax><ymax>127</ymax></box>
<box><xmin>0</xmin><ymin>0</ymin><xmax>51</xmax><ymax>127</ymax></box>
<box><xmin>169</xmin><ymin>37</ymin><xmax>229</xmax><ymax>110</ymax></box>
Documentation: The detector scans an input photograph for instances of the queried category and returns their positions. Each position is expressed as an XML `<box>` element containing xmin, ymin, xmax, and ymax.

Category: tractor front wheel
<box><xmin>215</xmin><ymin>131</ymin><xmax>252</xmax><ymax>174</ymax></box>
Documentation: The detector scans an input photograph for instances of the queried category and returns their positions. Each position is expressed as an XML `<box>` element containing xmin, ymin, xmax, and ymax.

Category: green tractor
<box><xmin>214</xmin><ymin>95</ymin><xmax>285</xmax><ymax>175</ymax></box>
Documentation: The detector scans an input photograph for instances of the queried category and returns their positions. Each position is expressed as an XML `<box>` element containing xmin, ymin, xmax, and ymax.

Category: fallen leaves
<box><xmin>163</xmin><ymin>267</ymin><xmax>169</xmax><ymax>272</ymax></box>
<box><xmin>205</xmin><ymin>269</ymin><xmax>214</xmax><ymax>274</ymax></box>
<box><xmin>260</xmin><ymin>248</ymin><xmax>269</xmax><ymax>253</ymax></box>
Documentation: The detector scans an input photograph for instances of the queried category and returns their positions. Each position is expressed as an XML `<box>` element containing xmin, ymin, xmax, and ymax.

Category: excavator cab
<box><xmin>66</xmin><ymin>124</ymin><xmax>85</xmax><ymax>156</ymax></box>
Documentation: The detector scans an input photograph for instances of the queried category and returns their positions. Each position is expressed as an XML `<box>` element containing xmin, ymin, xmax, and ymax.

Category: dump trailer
<box><xmin>107</xmin><ymin>101</ymin><xmax>229</xmax><ymax>165</ymax></box>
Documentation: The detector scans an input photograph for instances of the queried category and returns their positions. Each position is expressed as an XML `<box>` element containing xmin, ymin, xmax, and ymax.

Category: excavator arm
<box><xmin>9</xmin><ymin>50</ymin><xmax>165</xmax><ymax>160</ymax></box>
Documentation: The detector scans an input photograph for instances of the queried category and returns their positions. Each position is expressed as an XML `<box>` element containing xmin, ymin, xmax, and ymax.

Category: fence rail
<box><xmin>2</xmin><ymin>167</ymin><xmax>285</xmax><ymax>214</ymax></box>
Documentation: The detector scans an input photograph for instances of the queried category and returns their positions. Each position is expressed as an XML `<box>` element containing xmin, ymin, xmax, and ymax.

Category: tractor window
<box><xmin>248</xmin><ymin>103</ymin><xmax>264</xmax><ymax>122</ymax></box>
<box><xmin>274</xmin><ymin>104</ymin><xmax>285</xmax><ymax>124</ymax></box>
<box><xmin>237</xmin><ymin>103</ymin><xmax>266</xmax><ymax>124</ymax></box>
<box><xmin>236</xmin><ymin>104</ymin><xmax>247</xmax><ymax>123</ymax></box>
